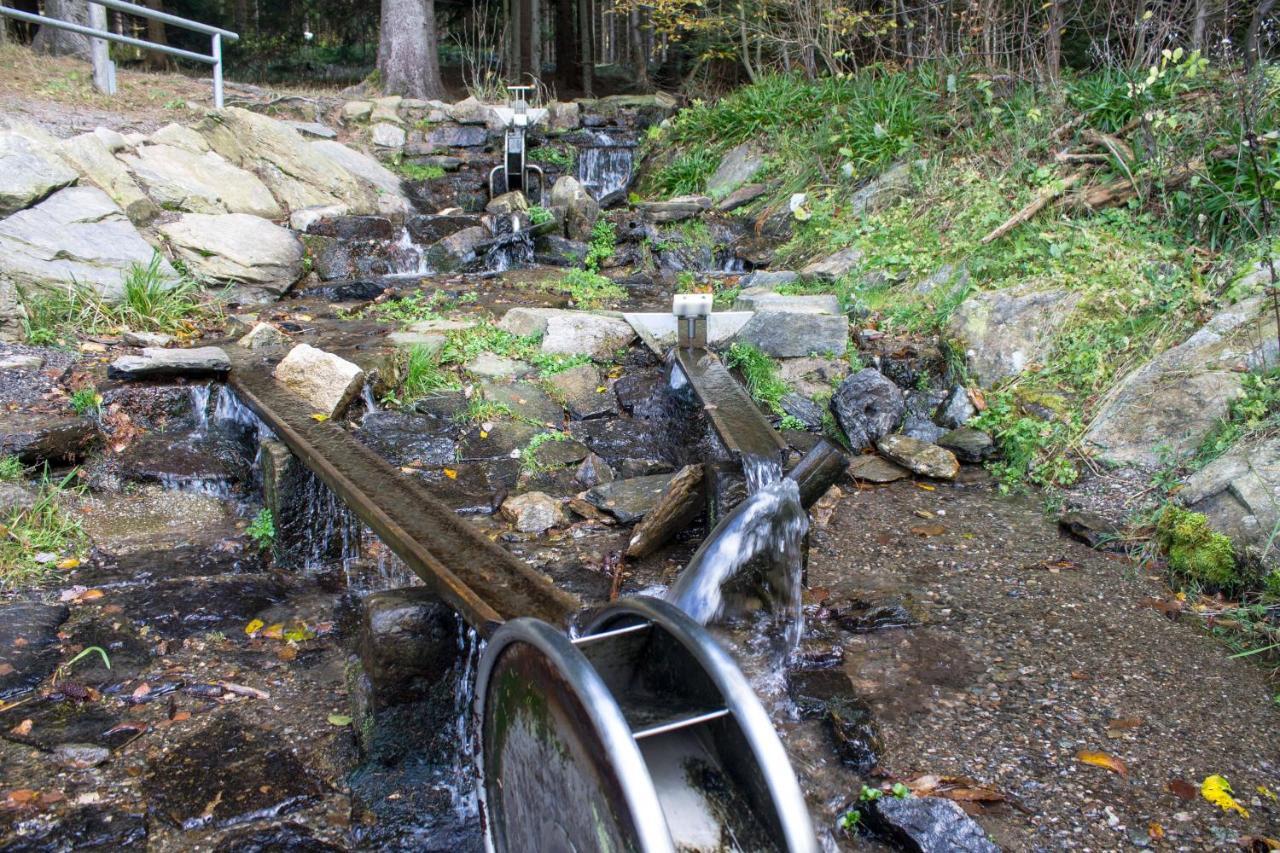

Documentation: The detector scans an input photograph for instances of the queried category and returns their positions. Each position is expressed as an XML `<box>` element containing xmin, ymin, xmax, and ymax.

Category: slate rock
<box><xmin>715</xmin><ymin>182</ymin><xmax>767</xmax><ymax>212</ymax></box>
<box><xmin>371</xmin><ymin>122</ymin><xmax>406</xmax><ymax>148</ymax></box>
<box><xmin>459</xmin><ymin>421</ymin><xmax>540</xmax><ymax>461</ymax></box>
<box><xmin>541</xmin><ymin>312</ymin><xmax>636</xmax><ymax>360</ymax></box>
<box><xmin>707</xmin><ymin>143</ymin><xmax>766</xmax><ymax>199</ymax></box>
<box><xmin>802</xmin><ymin>246</ymin><xmax>864</xmax><ymax>279</ymax></box>
<box><xmin>736</xmin><ymin>310</ymin><xmax>849</xmax><ymax>358</ymax></box>
<box><xmin>482</xmin><ymin>381</ymin><xmax>564</xmax><ymax>425</ymax></box>
<box><xmin>0</xmin><ymin>353</ymin><xmax>43</xmax><ymax>370</ymax></box>
<box><xmin>947</xmin><ymin>284</ymin><xmax>1081</xmax><ymax>388</ymax></box>
<box><xmin>425</xmin><ymin>125</ymin><xmax>490</xmax><ymax>148</ymax></box>
<box><xmin>0</xmin><ymin>411</ymin><xmax>97</xmax><ymax>464</ymax></box>
<box><xmin>464</xmin><ymin>353</ymin><xmax>529</xmax><ymax>379</ymax></box>
<box><xmin>937</xmin><ymin>427</ymin><xmax>994</xmax><ymax>463</ymax></box>
<box><xmin>935</xmin><ymin>384</ymin><xmax>976</xmax><ymax>430</ymax></box>
<box><xmin>159</xmin><ymin>213</ymin><xmax>304</xmax><ymax>300</ymax></box>
<box><xmin>305</xmin><ymin>214</ymin><xmax>397</xmax><ymax>241</ymax></box>
<box><xmin>531</xmin><ymin>436</ymin><xmax>590</xmax><ymax>469</ymax></box>
<box><xmin>866</xmin><ymin>795</ymin><xmax>999</xmax><ymax>853</ymax></box>
<box><xmin>584</xmin><ymin>472</ymin><xmax>679</xmax><ymax>524</ymax></box>
<box><xmin>122</xmin><ymin>330</ymin><xmax>174</xmax><ymax>347</ymax></box>
<box><xmin>780</xmin><ymin>393</ymin><xmax>824</xmax><ymax>430</ymax></box>
<box><xmin>237</xmin><ymin>322</ymin><xmax>289</xmax><ymax>350</ymax></box>
<box><xmin>1058</xmin><ymin>510</ymin><xmax>1124</xmax><ymax>550</ymax></box>
<box><xmin>356</xmin><ymin>411</ymin><xmax>457</xmax><ymax>467</ymax></box>
<box><xmin>406</xmin><ymin>213</ymin><xmax>483</xmax><ymax>244</ymax></box>
<box><xmin>831</xmin><ymin>368</ymin><xmax>904</xmax><ymax>450</ymax></box>
<box><xmin>575</xmin><ymin>452</ymin><xmax>615</xmax><ymax>488</ymax></box>
<box><xmin>0</xmin><ymin>129</ymin><xmax>77</xmax><ymax>216</ymax></box>
<box><xmin>109</xmin><ymin>346</ymin><xmax>230</xmax><ymax>380</ymax></box>
<box><xmin>359</xmin><ymin>587</ymin><xmax>458</xmax><ymax>704</ymax></box>
<box><xmin>546</xmin><ymin>363</ymin><xmax>617</xmax><ymax>419</ymax></box>
<box><xmin>637</xmin><ymin>195</ymin><xmax>711</xmax><ymax>223</ymax></box>
<box><xmin>877</xmin><ymin>434</ymin><xmax>959</xmax><ymax>480</ymax></box>
<box><xmin>846</xmin><ymin>454</ymin><xmax>909</xmax><ymax>483</ymax></box>
<box><xmin>425</xmin><ymin>225</ymin><xmax>490</xmax><ymax>272</ymax></box>
<box><xmin>121</xmin><ymin>143</ymin><xmax>282</xmax><ymax>218</ymax></box>
<box><xmin>535</xmin><ymin>234</ymin><xmax>589</xmax><ymax>267</ymax></box>
<box><xmin>549</xmin><ymin>176</ymin><xmax>600</xmax><ymax>241</ymax></box>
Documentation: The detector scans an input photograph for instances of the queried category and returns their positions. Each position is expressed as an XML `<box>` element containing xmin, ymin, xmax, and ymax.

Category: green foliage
<box><xmin>459</xmin><ymin>398</ymin><xmax>516</xmax><ymax>425</ymax></box>
<box><xmin>0</xmin><ymin>456</ymin><xmax>22</xmax><ymax>482</ymax></box>
<box><xmin>400</xmin><ymin>343</ymin><xmax>461</xmax><ymax>401</ymax></box>
<box><xmin>68</xmin><ymin>388</ymin><xmax>102</xmax><ymax>417</ymax></box>
<box><xmin>585</xmin><ymin>219</ymin><xmax>617</xmax><ymax>271</ymax></box>
<box><xmin>531</xmin><ymin>352</ymin><xmax>593</xmax><ymax>378</ymax></box>
<box><xmin>1155</xmin><ymin>504</ymin><xmax>1238</xmax><ymax>590</ymax></box>
<box><xmin>777</xmin><ymin>414</ymin><xmax>807</xmax><ymax>431</ymax></box>
<box><xmin>397</xmin><ymin>162</ymin><xmax>446</xmax><ymax>181</ymax></box>
<box><xmin>439</xmin><ymin>323</ymin><xmax>538</xmax><ymax>366</ymax></box>
<box><xmin>56</xmin><ymin>645</ymin><xmax>110</xmax><ymax>683</ymax></box>
<box><xmin>520</xmin><ymin>431</ymin><xmax>573</xmax><ymax>472</ymax></box>
<box><xmin>23</xmin><ymin>253</ymin><xmax>204</xmax><ymax>343</ymax></box>
<box><xmin>726</xmin><ymin>342</ymin><xmax>789</xmax><ymax>415</ymax></box>
<box><xmin>0</xmin><ymin>468</ymin><xmax>84</xmax><ymax>589</ymax></box>
<box><xmin>362</xmin><ymin>290</ymin><xmax>448</xmax><ymax>325</ymax></box>
<box><xmin>550</xmin><ymin>269</ymin><xmax>625</xmax><ymax>309</ymax></box>
<box><xmin>970</xmin><ymin>391</ymin><xmax>1079</xmax><ymax>491</ymax></box>
<box><xmin>650</xmin><ymin>149</ymin><xmax>718</xmax><ymax>197</ymax></box>
<box><xmin>1197</xmin><ymin>368</ymin><xmax>1280</xmax><ymax>464</ymax></box>
<box><xmin>529</xmin><ymin>145</ymin><xmax>575</xmax><ymax>169</ymax></box>
<box><xmin>247</xmin><ymin>508</ymin><xmax>275</xmax><ymax>551</ymax></box>
<box><xmin>528</xmin><ymin>205</ymin><xmax>555</xmax><ymax>226</ymax></box>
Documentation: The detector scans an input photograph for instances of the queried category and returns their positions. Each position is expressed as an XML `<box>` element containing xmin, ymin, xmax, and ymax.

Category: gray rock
<box><xmin>342</xmin><ymin>101</ymin><xmax>374</xmax><ymax>123</ymax></box>
<box><xmin>707</xmin><ymin>143</ymin><xmax>766</xmax><ymax>200</ymax></box>
<box><xmin>501</xmin><ymin>491</ymin><xmax>567</xmax><ymax>534</ymax></box>
<box><xmin>547</xmin><ymin>363</ymin><xmax>617</xmax><ymax>419</ymax></box>
<box><xmin>0</xmin><ymin>353</ymin><xmax>43</xmax><ymax>370</ymax></box>
<box><xmin>446</xmin><ymin>96</ymin><xmax>496</xmax><ymax>126</ymax></box>
<box><xmin>937</xmin><ymin>427</ymin><xmax>994</xmax><ymax>463</ymax></box>
<box><xmin>1058</xmin><ymin>510</ymin><xmax>1124</xmax><ymax>550</ymax></box>
<box><xmin>1084</xmin><ymin>296</ymin><xmax>1269</xmax><ymax>468</ymax></box>
<box><xmin>370</xmin><ymin>95</ymin><xmax>403</xmax><ymax>124</ymax></box>
<box><xmin>108</xmin><ymin>346</ymin><xmax>230</xmax><ymax>379</ymax></box>
<box><xmin>309</xmin><ymin>139</ymin><xmax>412</xmax><ymax>216</ymax></box>
<box><xmin>465</xmin><ymin>352</ymin><xmax>529</xmax><ymax>379</ymax></box>
<box><xmin>733</xmin><ymin>289</ymin><xmax>841</xmax><ymax>315</ymax></box>
<box><xmin>740</xmin><ymin>270</ymin><xmax>799</xmax><ymax>290</ymax></box>
<box><xmin>542</xmin><ymin>312</ymin><xmax>636</xmax><ymax>360</ymax></box>
<box><xmin>237</xmin><ymin>322</ymin><xmax>289</xmax><ymax>350</ymax></box>
<box><xmin>777</xmin><ymin>356</ymin><xmax>849</xmax><ymax>399</ymax></box>
<box><xmin>584</xmin><ymin>472</ymin><xmax>679</xmax><ymax>524</ymax></box>
<box><xmin>623</xmin><ymin>311</ymin><xmax>752</xmax><ymax>354</ymax></box>
<box><xmin>801</xmin><ymin>246</ymin><xmax>864</xmax><ymax>279</ymax></box>
<box><xmin>935</xmin><ymin>384</ymin><xmax>976</xmax><ymax>430</ymax></box>
<box><xmin>486</xmin><ymin>190</ymin><xmax>528</xmax><ymax>215</ymax></box>
<box><xmin>947</xmin><ymin>284</ymin><xmax>1082</xmax><ymax>388</ymax></box>
<box><xmin>848</xmin><ymin>160</ymin><xmax>924</xmax><ymax>217</ymax></box>
<box><xmin>482</xmin><ymin>381</ymin><xmax>564</xmax><ymax>425</ymax></box>
<box><xmin>638</xmin><ymin>195</ymin><xmax>712</xmax><ymax>223</ymax></box>
<box><xmin>198</xmin><ymin>107</ymin><xmax>381</xmax><ymax>213</ymax></box>
<box><xmin>0</xmin><ymin>482</ymin><xmax>37</xmax><ymax>516</ymax></box>
<box><xmin>148</xmin><ymin>122</ymin><xmax>209</xmax><ymax>152</ymax></box>
<box><xmin>549</xmin><ymin>176</ymin><xmax>600</xmax><ymax>242</ymax></box>
<box><xmin>498</xmin><ymin>307</ymin><xmax>564</xmax><ymax>337</ymax></box>
<box><xmin>548</xmin><ymin>100</ymin><xmax>581</xmax><ymax>131</ymax></box>
<box><xmin>159</xmin><ymin>213</ymin><xmax>304</xmax><ymax>300</ymax></box>
<box><xmin>0</xmin><ymin>280</ymin><xmax>25</xmax><ymax>342</ymax></box>
<box><xmin>535</xmin><ymin>234</ymin><xmax>589</xmax><ymax>267</ymax></box>
<box><xmin>120</xmin><ymin>144</ymin><xmax>282</xmax><ymax>218</ymax></box>
<box><xmin>425</xmin><ymin>125</ymin><xmax>490</xmax><ymax>148</ymax></box>
<box><xmin>53</xmin><ymin>743</ymin><xmax>111</xmax><ymax>769</ymax></box>
<box><xmin>358</xmin><ymin>587</ymin><xmax>457</xmax><ymax>706</ymax></box>
<box><xmin>847</xmin><ymin>454</ymin><xmax>910</xmax><ymax>483</ymax></box>
<box><xmin>371</xmin><ymin>122</ymin><xmax>407</xmax><ymax>148</ymax></box>
<box><xmin>386</xmin><ymin>331</ymin><xmax>444</xmax><ymax>351</ymax></box>
<box><xmin>406</xmin><ymin>213</ymin><xmax>483</xmax><ymax>244</ymax></box>
<box><xmin>122</xmin><ymin>330</ymin><xmax>173</xmax><ymax>347</ymax></box>
<box><xmin>0</xmin><ymin>130</ymin><xmax>78</xmax><ymax>216</ymax></box>
<box><xmin>284</xmin><ymin>121</ymin><xmax>337</xmax><ymax>139</ymax></box>
<box><xmin>831</xmin><ymin>368</ymin><xmax>904</xmax><ymax>449</ymax></box>
<box><xmin>736</xmin><ymin>310</ymin><xmax>848</xmax><ymax>358</ymax></box>
<box><xmin>575</xmin><ymin>452</ymin><xmax>615</xmax><ymax>487</ymax></box>
<box><xmin>0</xmin><ymin>411</ymin><xmax>97</xmax><ymax>464</ymax></box>
<box><xmin>0</xmin><ymin>602</ymin><xmax>69</xmax><ymax>699</ymax></box>
<box><xmin>425</xmin><ymin>225</ymin><xmax>490</xmax><ymax>272</ymax></box>
<box><xmin>0</xmin><ymin>186</ymin><xmax>174</xmax><ymax>301</ymax></box>
<box><xmin>877</xmin><ymin>434</ymin><xmax>959</xmax><ymax>480</ymax></box>
<box><xmin>273</xmin><ymin>344</ymin><xmax>365</xmax><ymax>418</ymax></box>
<box><xmin>57</xmin><ymin>131</ymin><xmax>158</xmax><ymax>224</ymax></box>
<box><xmin>1180</xmin><ymin>436</ymin><xmax>1280</xmax><ymax>568</ymax></box>
<box><xmin>867</xmin><ymin>795</ymin><xmax>999</xmax><ymax>853</ymax></box>
<box><xmin>305</xmin><ymin>215</ymin><xmax>396</xmax><ymax>241</ymax></box>
<box><xmin>913</xmin><ymin>262</ymin><xmax>970</xmax><ymax>298</ymax></box>
<box><xmin>715</xmin><ymin>183</ymin><xmax>767</xmax><ymax>212</ymax></box>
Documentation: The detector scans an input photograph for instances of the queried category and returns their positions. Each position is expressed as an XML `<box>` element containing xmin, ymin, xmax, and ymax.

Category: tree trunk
<box><xmin>377</xmin><ymin>0</ymin><xmax>444</xmax><ymax>99</ymax></box>
<box><xmin>143</xmin><ymin>0</ymin><xmax>174</xmax><ymax>71</ymax></box>
<box><xmin>552</xmin><ymin>0</ymin><xmax>580</xmax><ymax>92</ymax></box>
<box><xmin>1245</xmin><ymin>0</ymin><xmax>1276</xmax><ymax>68</ymax></box>
<box><xmin>577</xmin><ymin>0</ymin><xmax>593</xmax><ymax>95</ymax></box>
<box><xmin>1044</xmin><ymin>0</ymin><xmax>1063</xmax><ymax>82</ymax></box>
<box><xmin>0</xmin><ymin>0</ymin><xmax>8</xmax><ymax>47</ymax></box>
<box><xmin>630</xmin><ymin>4</ymin><xmax>649</xmax><ymax>89</ymax></box>
<box><xmin>32</xmin><ymin>0</ymin><xmax>91</xmax><ymax>58</ymax></box>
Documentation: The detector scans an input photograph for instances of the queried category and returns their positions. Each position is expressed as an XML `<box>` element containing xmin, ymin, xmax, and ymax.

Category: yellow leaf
<box><xmin>283</xmin><ymin>625</ymin><xmax>315</xmax><ymax>642</ymax></box>
<box><xmin>1077</xmin><ymin>750</ymin><xmax>1127</xmax><ymax>776</ymax></box>
<box><xmin>1201</xmin><ymin>774</ymin><xmax>1249</xmax><ymax>817</ymax></box>
<box><xmin>327</xmin><ymin>714</ymin><xmax>352</xmax><ymax>726</ymax></box>
<box><xmin>311</xmin><ymin>413</ymin><xmax>329</xmax><ymax>422</ymax></box>
<box><xmin>1259</xmin><ymin>785</ymin><xmax>1278</xmax><ymax>804</ymax></box>
<box><xmin>479</xmin><ymin>431</ymin><xmax>489</xmax><ymax>439</ymax></box>
<box><xmin>244</xmin><ymin>619</ymin><xmax>264</xmax><ymax>635</ymax></box>
<box><xmin>596</xmin><ymin>386</ymin><xmax>607</xmax><ymax>393</ymax></box>
<box><xmin>443</xmin><ymin>468</ymin><xmax>458</xmax><ymax>480</ymax></box>
<box><xmin>261</xmin><ymin>623</ymin><xmax>285</xmax><ymax>640</ymax></box>
<box><xmin>56</xmin><ymin>557</ymin><xmax>80</xmax><ymax>570</ymax></box>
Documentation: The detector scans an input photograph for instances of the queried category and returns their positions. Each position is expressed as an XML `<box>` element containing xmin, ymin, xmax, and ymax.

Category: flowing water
<box><xmin>577</xmin><ymin>129</ymin><xmax>634</xmax><ymax>205</ymax></box>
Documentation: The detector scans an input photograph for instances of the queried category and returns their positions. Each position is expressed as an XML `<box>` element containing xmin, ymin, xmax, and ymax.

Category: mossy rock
<box><xmin>1156</xmin><ymin>505</ymin><xmax>1238</xmax><ymax>589</ymax></box>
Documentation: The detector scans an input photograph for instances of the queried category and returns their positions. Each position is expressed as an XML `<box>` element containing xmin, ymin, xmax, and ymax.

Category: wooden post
<box><xmin>88</xmin><ymin>3</ymin><xmax>117</xmax><ymax>96</ymax></box>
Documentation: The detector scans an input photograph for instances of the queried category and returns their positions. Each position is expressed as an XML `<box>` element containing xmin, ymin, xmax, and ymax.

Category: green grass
<box><xmin>0</xmin><ymin>469</ymin><xmax>85</xmax><ymax>589</ymax></box>
<box><xmin>548</xmin><ymin>269</ymin><xmax>625</xmax><ymax>309</ymax></box>
<box><xmin>529</xmin><ymin>145</ymin><xmax>575</xmax><ymax>169</ymax></box>
<box><xmin>382</xmin><ymin>343</ymin><xmax>462</xmax><ymax>407</ymax></box>
<box><xmin>0</xmin><ymin>456</ymin><xmax>24</xmax><ymax>482</ymax></box>
<box><xmin>725</xmin><ymin>342</ymin><xmax>789</xmax><ymax>415</ymax></box>
<box><xmin>22</xmin><ymin>253</ymin><xmax>206</xmax><ymax>344</ymax></box>
<box><xmin>531</xmin><ymin>352</ymin><xmax>593</xmax><ymax>377</ymax></box>
<box><xmin>520</xmin><ymin>431</ymin><xmax>574</xmax><ymax>473</ymax></box>
<box><xmin>459</xmin><ymin>397</ymin><xmax>516</xmax><ymax>425</ymax></box>
<box><xmin>397</xmin><ymin>162</ymin><xmax>446</xmax><ymax>181</ymax></box>
<box><xmin>68</xmin><ymin>387</ymin><xmax>102</xmax><ymax>417</ymax></box>
<box><xmin>361</xmin><ymin>290</ymin><xmax>449</xmax><ymax>325</ymax></box>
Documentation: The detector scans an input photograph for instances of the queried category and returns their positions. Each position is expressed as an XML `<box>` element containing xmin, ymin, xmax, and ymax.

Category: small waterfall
<box><xmin>482</xmin><ymin>225</ymin><xmax>534</xmax><ymax>272</ymax></box>
<box><xmin>450</xmin><ymin>620</ymin><xmax>482</xmax><ymax>821</ymax></box>
<box><xmin>577</xmin><ymin>130</ymin><xmax>634</xmax><ymax>205</ymax></box>
<box><xmin>292</xmin><ymin>470</ymin><xmax>362</xmax><ymax>572</ymax></box>
<box><xmin>361</xmin><ymin>383</ymin><xmax>380</xmax><ymax>414</ymax></box>
<box><xmin>667</xmin><ymin>466</ymin><xmax>808</xmax><ymax>652</ymax></box>
<box><xmin>213</xmin><ymin>386</ymin><xmax>276</xmax><ymax>442</ymax></box>
<box><xmin>386</xmin><ymin>226</ymin><xmax>431</xmax><ymax>276</ymax></box>
<box><xmin>189</xmin><ymin>385</ymin><xmax>212</xmax><ymax>433</ymax></box>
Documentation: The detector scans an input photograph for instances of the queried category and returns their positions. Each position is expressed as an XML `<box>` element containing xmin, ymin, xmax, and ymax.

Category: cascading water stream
<box><xmin>577</xmin><ymin>130</ymin><xmax>634</xmax><ymax>205</ymax></box>
<box><xmin>449</xmin><ymin>620</ymin><xmax>483</xmax><ymax>821</ymax></box>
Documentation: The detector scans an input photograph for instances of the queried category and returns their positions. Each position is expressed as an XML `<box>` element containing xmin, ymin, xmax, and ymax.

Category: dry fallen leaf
<box><xmin>244</xmin><ymin>619</ymin><xmax>264</xmax><ymax>636</ymax></box>
<box><xmin>9</xmin><ymin>719</ymin><xmax>33</xmax><ymax>736</ymax></box>
<box><xmin>261</xmin><ymin>623</ymin><xmax>285</xmax><ymax>640</ymax></box>
<box><xmin>1077</xmin><ymin>750</ymin><xmax>1128</xmax><ymax>776</ymax></box>
<box><xmin>1147</xmin><ymin>822</ymin><xmax>1165</xmax><ymax>841</ymax></box>
<box><xmin>1201</xmin><ymin>774</ymin><xmax>1249</xmax><ymax>817</ymax></box>
<box><xmin>909</xmin><ymin>523</ymin><xmax>947</xmax><ymax>537</ymax></box>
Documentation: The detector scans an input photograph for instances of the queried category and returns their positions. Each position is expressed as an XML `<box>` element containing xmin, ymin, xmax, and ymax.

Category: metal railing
<box><xmin>0</xmin><ymin>0</ymin><xmax>238</xmax><ymax>107</ymax></box>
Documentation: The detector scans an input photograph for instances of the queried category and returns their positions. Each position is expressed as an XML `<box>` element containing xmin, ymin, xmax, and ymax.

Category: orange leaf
<box><xmin>9</xmin><ymin>719</ymin><xmax>32</xmax><ymax>736</ymax></box>
<box><xmin>1077</xmin><ymin>750</ymin><xmax>1127</xmax><ymax>776</ymax></box>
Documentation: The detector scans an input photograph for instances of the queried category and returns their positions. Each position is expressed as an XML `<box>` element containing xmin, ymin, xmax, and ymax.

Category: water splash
<box><xmin>450</xmin><ymin>620</ymin><xmax>483</xmax><ymax>821</ymax></box>
<box><xmin>482</xmin><ymin>217</ymin><xmax>534</xmax><ymax>272</ymax></box>
<box><xmin>577</xmin><ymin>130</ymin><xmax>634</xmax><ymax>205</ymax></box>
<box><xmin>214</xmin><ymin>386</ymin><xmax>277</xmax><ymax>442</ymax></box>
<box><xmin>361</xmin><ymin>383</ymin><xmax>380</xmax><ymax>414</ymax></box>
<box><xmin>666</xmin><ymin>472</ymin><xmax>808</xmax><ymax>651</ymax></box>
<box><xmin>188</xmin><ymin>385</ymin><xmax>212</xmax><ymax>433</ymax></box>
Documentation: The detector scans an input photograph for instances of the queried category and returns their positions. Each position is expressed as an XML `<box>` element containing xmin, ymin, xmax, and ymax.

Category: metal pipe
<box><xmin>88</xmin><ymin>0</ymin><xmax>238</xmax><ymax>40</ymax></box>
<box><xmin>211</xmin><ymin>32</ymin><xmax>222</xmax><ymax>108</ymax></box>
<box><xmin>0</xmin><ymin>7</ymin><xmax>217</xmax><ymax>64</ymax></box>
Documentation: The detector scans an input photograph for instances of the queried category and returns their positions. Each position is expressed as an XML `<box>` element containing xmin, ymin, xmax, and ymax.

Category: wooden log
<box><xmin>980</xmin><ymin>171</ymin><xmax>1086</xmax><ymax>245</ymax></box>
<box><xmin>625</xmin><ymin>464</ymin><xmax>704</xmax><ymax>559</ymax></box>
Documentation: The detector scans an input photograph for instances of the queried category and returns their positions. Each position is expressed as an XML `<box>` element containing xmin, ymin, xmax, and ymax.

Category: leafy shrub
<box><xmin>1156</xmin><ymin>504</ymin><xmax>1238</xmax><ymax>590</ymax></box>
<box><xmin>551</xmin><ymin>269</ymin><xmax>625</xmax><ymax>309</ymax></box>
<box><xmin>528</xmin><ymin>205</ymin><xmax>555</xmax><ymax>226</ymax></box>
<box><xmin>398</xmin><ymin>162</ymin><xmax>445</xmax><ymax>181</ymax></box>
<box><xmin>247</xmin><ymin>508</ymin><xmax>275</xmax><ymax>551</ymax></box>
<box><xmin>585</xmin><ymin>218</ymin><xmax>617</xmax><ymax>271</ymax></box>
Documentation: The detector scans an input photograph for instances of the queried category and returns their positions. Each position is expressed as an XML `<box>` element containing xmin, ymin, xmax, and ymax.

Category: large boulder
<box><xmin>149</xmin><ymin>122</ymin><xmax>210</xmax><ymax>152</ymax></box>
<box><xmin>1085</xmin><ymin>296</ymin><xmax>1271</xmax><ymax>468</ymax></box>
<box><xmin>0</xmin><ymin>130</ymin><xmax>78</xmax><ymax>216</ymax></box>
<box><xmin>706</xmin><ymin>143</ymin><xmax>766</xmax><ymax>200</ymax></box>
<box><xmin>121</xmin><ymin>144</ymin><xmax>282</xmax><ymax>218</ymax></box>
<box><xmin>947</xmin><ymin>284</ymin><xmax>1082</xmax><ymax>388</ymax></box>
<box><xmin>1180</xmin><ymin>436</ymin><xmax>1280</xmax><ymax>568</ymax></box>
<box><xmin>56</xmin><ymin>132</ymin><xmax>158</xmax><ymax>224</ymax></box>
<box><xmin>197</xmin><ymin>107</ymin><xmax>380</xmax><ymax>213</ymax></box>
<box><xmin>735</xmin><ymin>310</ymin><xmax>848</xmax><ymax>357</ymax></box>
<box><xmin>801</xmin><ymin>246</ymin><xmax>864</xmax><ymax>279</ymax></box>
<box><xmin>549</xmin><ymin>176</ymin><xmax>600</xmax><ymax>242</ymax></box>
<box><xmin>831</xmin><ymin>368</ymin><xmax>904</xmax><ymax>450</ymax></box>
<box><xmin>541</xmin><ymin>312</ymin><xmax>637</xmax><ymax>360</ymax></box>
<box><xmin>309</xmin><ymin>140</ymin><xmax>412</xmax><ymax>216</ymax></box>
<box><xmin>158</xmin><ymin>213</ymin><xmax>303</xmax><ymax>300</ymax></box>
<box><xmin>425</xmin><ymin>225</ymin><xmax>490</xmax><ymax>272</ymax></box>
<box><xmin>848</xmin><ymin>160</ymin><xmax>924</xmax><ymax>217</ymax></box>
<box><xmin>0</xmin><ymin>186</ymin><xmax>173</xmax><ymax>301</ymax></box>
<box><xmin>273</xmin><ymin>344</ymin><xmax>365</xmax><ymax>418</ymax></box>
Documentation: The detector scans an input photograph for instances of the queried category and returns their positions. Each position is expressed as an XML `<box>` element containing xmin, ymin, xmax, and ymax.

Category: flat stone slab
<box><xmin>386</xmin><ymin>331</ymin><xmax>445</xmax><ymax>352</ymax></box>
<box><xmin>108</xmin><ymin>346</ymin><xmax>230</xmax><ymax>379</ymax></box>
<box><xmin>877</xmin><ymin>434</ymin><xmax>959</xmax><ymax>480</ymax></box>
<box><xmin>623</xmin><ymin>311</ymin><xmax>752</xmax><ymax>354</ymax></box>
<box><xmin>482</xmin><ymin>381</ymin><xmax>564</xmax><ymax>426</ymax></box>
<box><xmin>736</xmin><ymin>310</ymin><xmax>848</xmax><ymax>357</ymax></box>
<box><xmin>637</xmin><ymin>195</ymin><xmax>712</xmax><ymax>223</ymax></box>
<box><xmin>465</xmin><ymin>353</ymin><xmax>529</xmax><ymax>379</ymax></box>
<box><xmin>584</xmin><ymin>472</ymin><xmax>680</xmax><ymax>524</ymax></box>
<box><xmin>545</xmin><ymin>363</ymin><xmax>618</xmax><ymax>419</ymax></box>
<box><xmin>847</xmin><ymin>454</ymin><xmax>910</xmax><ymax>483</ymax></box>
<box><xmin>732</xmin><ymin>290</ymin><xmax>840</xmax><ymax>315</ymax></box>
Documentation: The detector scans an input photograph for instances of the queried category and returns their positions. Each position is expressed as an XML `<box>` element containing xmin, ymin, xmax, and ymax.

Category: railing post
<box><xmin>88</xmin><ymin>2</ymin><xmax>117</xmax><ymax>96</ymax></box>
<box><xmin>211</xmin><ymin>32</ymin><xmax>223</xmax><ymax>109</ymax></box>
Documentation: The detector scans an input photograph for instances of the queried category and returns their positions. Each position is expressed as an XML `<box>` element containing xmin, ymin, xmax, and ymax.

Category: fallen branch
<box><xmin>626</xmin><ymin>464</ymin><xmax>704</xmax><ymax>559</ymax></box>
<box><xmin>1079</xmin><ymin>144</ymin><xmax>1238</xmax><ymax>209</ymax></box>
<box><xmin>1081</xmin><ymin>128</ymin><xmax>1135</xmax><ymax>163</ymax></box>
<box><xmin>980</xmin><ymin>171</ymin><xmax>1088</xmax><ymax>244</ymax></box>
